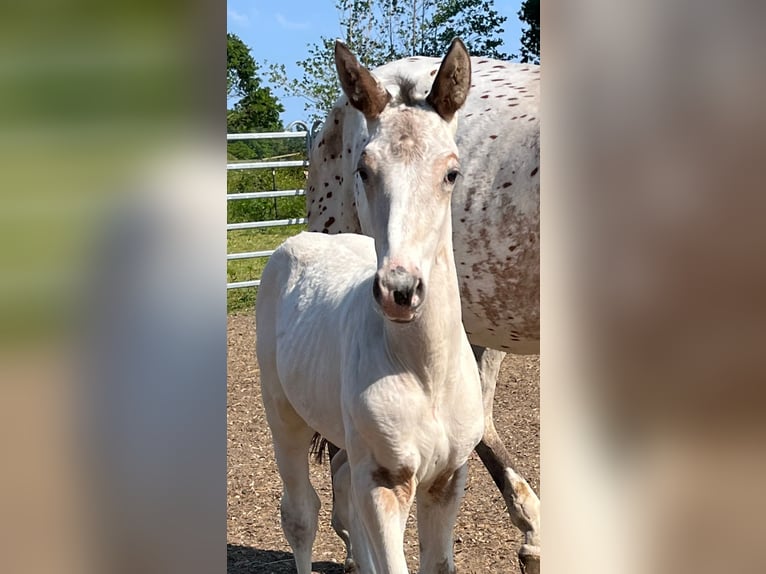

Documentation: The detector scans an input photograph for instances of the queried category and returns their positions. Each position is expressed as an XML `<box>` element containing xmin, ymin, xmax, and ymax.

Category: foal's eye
<box><xmin>356</xmin><ymin>167</ymin><xmax>369</xmax><ymax>182</ymax></box>
<box><xmin>445</xmin><ymin>169</ymin><xmax>461</xmax><ymax>184</ymax></box>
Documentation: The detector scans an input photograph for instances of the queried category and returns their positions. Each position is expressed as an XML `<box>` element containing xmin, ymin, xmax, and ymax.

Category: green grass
<box><xmin>227</xmin><ymin>225</ymin><xmax>306</xmax><ymax>313</ymax></box>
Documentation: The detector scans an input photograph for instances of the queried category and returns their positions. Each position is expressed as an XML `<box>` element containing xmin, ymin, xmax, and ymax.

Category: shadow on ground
<box><xmin>228</xmin><ymin>544</ymin><xmax>344</xmax><ymax>574</ymax></box>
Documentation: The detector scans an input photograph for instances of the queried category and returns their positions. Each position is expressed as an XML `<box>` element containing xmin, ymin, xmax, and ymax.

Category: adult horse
<box><xmin>306</xmin><ymin>40</ymin><xmax>541</xmax><ymax>573</ymax></box>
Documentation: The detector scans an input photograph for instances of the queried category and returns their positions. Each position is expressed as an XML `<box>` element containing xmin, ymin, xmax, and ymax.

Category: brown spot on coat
<box><xmin>427</xmin><ymin>470</ymin><xmax>459</xmax><ymax>505</ymax></box>
<box><xmin>372</xmin><ymin>466</ymin><xmax>415</xmax><ymax>511</ymax></box>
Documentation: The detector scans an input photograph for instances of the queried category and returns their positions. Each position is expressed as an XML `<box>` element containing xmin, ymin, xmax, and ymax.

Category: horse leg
<box><xmin>416</xmin><ymin>463</ymin><xmax>468</xmax><ymax>574</ymax></box>
<box><xmin>472</xmin><ymin>345</ymin><xmax>541</xmax><ymax>574</ymax></box>
<box><xmin>347</xmin><ymin>448</ymin><xmax>413</xmax><ymax>573</ymax></box>
<box><xmin>329</xmin><ymin>448</ymin><xmax>361</xmax><ymax>572</ymax></box>
<box><xmin>261</xmin><ymin>390</ymin><xmax>320</xmax><ymax>574</ymax></box>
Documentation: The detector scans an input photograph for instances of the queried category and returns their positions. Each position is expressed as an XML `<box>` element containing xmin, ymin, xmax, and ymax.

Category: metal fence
<box><xmin>227</xmin><ymin>121</ymin><xmax>321</xmax><ymax>289</ymax></box>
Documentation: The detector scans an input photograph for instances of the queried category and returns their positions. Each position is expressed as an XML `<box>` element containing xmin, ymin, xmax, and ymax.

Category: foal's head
<box><xmin>334</xmin><ymin>39</ymin><xmax>471</xmax><ymax>323</ymax></box>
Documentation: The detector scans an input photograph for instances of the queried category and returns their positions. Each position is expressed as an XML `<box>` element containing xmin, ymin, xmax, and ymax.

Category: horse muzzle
<box><xmin>373</xmin><ymin>266</ymin><xmax>425</xmax><ymax>322</ymax></box>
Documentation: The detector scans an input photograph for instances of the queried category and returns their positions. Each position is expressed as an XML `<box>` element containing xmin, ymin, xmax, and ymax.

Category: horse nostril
<box><xmin>393</xmin><ymin>288</ymin><xmax>411</xmax><ymax>307</ymax></box>
<box><xmin>372</xmin><ymin>275</ymin><xmax>383</xmax><ymax>302</ymax></box>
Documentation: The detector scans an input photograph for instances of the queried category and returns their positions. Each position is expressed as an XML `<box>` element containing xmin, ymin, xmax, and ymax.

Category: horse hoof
<box><xmin>518</xmin><ymin>543</ymin><xmax>540</xmax><ymax>574</ymax></box>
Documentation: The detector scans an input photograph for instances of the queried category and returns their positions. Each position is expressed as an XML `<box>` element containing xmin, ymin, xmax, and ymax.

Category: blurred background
<box><xmin>2</xmin><ymin>1</ymin><xmax>765</xmax><ymax>573</ymax></box>
<box><xmin>0</xmin><ymin>2</ymin><xmax>224</xmax><ymax>573</ymax></box>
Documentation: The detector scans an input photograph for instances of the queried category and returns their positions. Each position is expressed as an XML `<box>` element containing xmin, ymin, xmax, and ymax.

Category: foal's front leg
<box><xmin>349</xmin><ymin>452</ymin><xmax>415</xmax><ymax>573</ymax></box>
<box><xmin>416</xmin><ymin>463</ymin><xmax>468</xmax><ymax>574</ymax></box>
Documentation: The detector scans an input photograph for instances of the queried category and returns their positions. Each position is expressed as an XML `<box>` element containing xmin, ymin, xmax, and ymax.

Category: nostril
<box><xmin>393</xmin><ymin>288</ymin><xmax>411</xmax><ymax>307</ymax></box>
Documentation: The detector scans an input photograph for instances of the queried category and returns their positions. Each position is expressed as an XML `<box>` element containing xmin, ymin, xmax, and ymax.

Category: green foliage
<box><xmin>518</xmin><ymin>0</ymin><xmax>540</xmax><ymax>64</ymax></box>
<box><xmin>421</xmin><ymin>0</ymin><xmax>508</xmax><ymax>60</ymax></box>
<box><xmin>227</xmin><ymin>33</ymin><xmax>283</xmax><ymax>132</ymax></box>
<box><xmin>227</xmin><ymin>34</ymin><xmax>309</xmax><ymax>313</ymax></box>
<box><xmin>266</xmin><ymin>0</ymin><xmax>509</xmax><ymax>122</ymax></box>
<box><xmin>227</xmin><ymin>167</ymin><xmax>307</xmax><ymax>223</ymax></box>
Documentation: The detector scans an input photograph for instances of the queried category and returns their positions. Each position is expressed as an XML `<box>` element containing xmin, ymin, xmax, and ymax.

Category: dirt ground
<box><xmin>227</xmin><ymin>312</ymin><xmax>540</xmax><ymax>574</ymax></box>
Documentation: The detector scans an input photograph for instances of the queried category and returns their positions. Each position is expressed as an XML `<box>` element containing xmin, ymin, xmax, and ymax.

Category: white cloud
<box><xmin>275</xmin><ymin>13</ymin><xmax>310</xmax><ymax>31</ymax></box>
<box><xmin>227</xmin><ymin>8</ymin><xmax>250</xmax><ymax>27</ymax></box>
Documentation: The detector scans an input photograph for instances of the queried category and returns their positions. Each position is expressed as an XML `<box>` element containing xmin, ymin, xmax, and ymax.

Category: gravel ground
<box><xmin>227</xmin><ymin>312</ymin><xmax>539</xmax><ymax>573</ymax></box>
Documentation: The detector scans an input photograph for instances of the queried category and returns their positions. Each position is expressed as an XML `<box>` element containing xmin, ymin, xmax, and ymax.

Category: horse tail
<box><xmin>309</xmin><ymin>432</ymin><xmax>341</xmax><ymax>464</ymax></box>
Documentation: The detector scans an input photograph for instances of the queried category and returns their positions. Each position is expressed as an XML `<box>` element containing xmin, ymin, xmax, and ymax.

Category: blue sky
<box><xmin>227</xmin><ymin>0</ymin><xmax>525</xmax><ymax>124</ymax></box>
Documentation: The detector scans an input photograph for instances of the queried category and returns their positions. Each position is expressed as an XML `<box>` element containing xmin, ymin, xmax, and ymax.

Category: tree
<box><xmin>266</xmin><ymin>0</ymin><xmax>508</xmax><ymax>121</ymax></box>
<box><xmin>517</xmin><ymin>0</ymin><xmax>540</xmax><ymax>64</ymax></box>
<box><xmin>421</xmin><ymin>0</ymin><xmax>508</xmax><ymax>60</ymax></box>
<box><xmin>227</xmin><ymin>33</ymin><xmax>283</xmax><ymax>134</ymax></box>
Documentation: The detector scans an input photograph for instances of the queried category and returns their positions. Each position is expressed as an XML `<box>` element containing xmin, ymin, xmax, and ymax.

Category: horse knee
<box><xmin>280</xmin><ymin>489</ymin><xmax>320</xmax><ymax>550</ymax></box>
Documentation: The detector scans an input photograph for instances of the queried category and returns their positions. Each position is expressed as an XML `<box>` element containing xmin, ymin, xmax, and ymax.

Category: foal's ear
<box><xmin>334</xmin><ymin>40</ymin><xmax>391</xmax><ymax>120</ymax></box>
<box><xmin>426</xmin><ymin>38</ymin><xmax>472</xmax><ymax>122</ymax></box>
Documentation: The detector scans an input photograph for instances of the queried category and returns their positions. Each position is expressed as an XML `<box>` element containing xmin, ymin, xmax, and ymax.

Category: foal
<box><xmin>256</xmin><ymin>39</ymin><xmax>483</xmax><ymax>574</ymax></box>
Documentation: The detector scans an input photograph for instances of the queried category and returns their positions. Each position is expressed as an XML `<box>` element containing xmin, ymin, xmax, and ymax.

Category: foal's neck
<box><xmin>383</xmin><ymin>233</ymin><xmax>463</xmax><ymax>387</ymax></box>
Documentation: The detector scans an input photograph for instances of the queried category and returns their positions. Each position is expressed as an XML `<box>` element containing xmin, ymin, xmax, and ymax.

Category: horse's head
<box><xmin>334</xmin><ymin>39</ymin><xmax>471</xmax><ymax>323</ymax></box>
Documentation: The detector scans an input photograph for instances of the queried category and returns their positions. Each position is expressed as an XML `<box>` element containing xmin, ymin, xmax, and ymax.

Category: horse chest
<box><xmin>343</xmin><ymin>362</ymin><xmax>483</xmax><ymax>475</ymax></box>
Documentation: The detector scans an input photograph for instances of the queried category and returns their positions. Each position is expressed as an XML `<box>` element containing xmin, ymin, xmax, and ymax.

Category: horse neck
<box><xmin>382</xmin><ymin>228</ymin><xmax>464</xmax><ymax>388</ymax></box>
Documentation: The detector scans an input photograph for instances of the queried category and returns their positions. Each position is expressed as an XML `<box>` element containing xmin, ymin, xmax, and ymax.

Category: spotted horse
<box><xmin>306</xmin><ymin>40</ymin><xmax>541</xmax><ymax>573</ymax></box>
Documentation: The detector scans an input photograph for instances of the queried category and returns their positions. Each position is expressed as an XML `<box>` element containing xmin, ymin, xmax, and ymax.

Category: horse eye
<box><xmin>445</xmin><ymin>170</ymin><xmax>460</xmax><ymax>184</ymax></box>
<box><xmin>357</xmin><ymin>168</ymin><xmax>369</xmax><ymax>182</ymax></box>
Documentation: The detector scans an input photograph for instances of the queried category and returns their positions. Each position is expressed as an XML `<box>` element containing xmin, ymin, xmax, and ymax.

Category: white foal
<box><xmin>256</xmin><ymin>39</ymin><xmax>484</xmax><ymax>574</ymax></box>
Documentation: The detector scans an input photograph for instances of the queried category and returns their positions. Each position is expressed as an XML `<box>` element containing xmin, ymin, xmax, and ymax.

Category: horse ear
<box><xmin>426</xmin><ymin>38</ymin><xmax>472</xmax><ymax>122</ymax></box>
<box><xmin>334</xmin><ymin>40</ymin><xmax>391</xmax><ymax>120</ymax></box>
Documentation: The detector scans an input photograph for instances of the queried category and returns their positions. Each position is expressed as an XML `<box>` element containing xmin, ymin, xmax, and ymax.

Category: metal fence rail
<box><xmin>227</xmin><ymin>122</ymin><xmax>320</xmax><ymax>290</ymax></box>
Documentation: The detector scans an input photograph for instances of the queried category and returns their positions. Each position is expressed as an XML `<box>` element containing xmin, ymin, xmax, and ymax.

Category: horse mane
<box><xmin>388</xmin><ymin>75</ymin><xmax>428</xmax><ymax>108</ymax></box>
